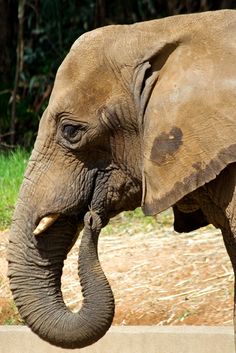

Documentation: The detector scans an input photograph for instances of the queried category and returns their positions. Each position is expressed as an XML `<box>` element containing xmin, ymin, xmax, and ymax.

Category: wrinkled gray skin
<box><xmin>8</xmin><ymin>11</ymin><xmax>236</xmax><ymax>350</ymax></box>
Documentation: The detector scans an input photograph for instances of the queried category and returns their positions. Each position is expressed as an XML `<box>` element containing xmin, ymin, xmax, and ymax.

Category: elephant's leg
<box><xmin>219</xmin><ymin>170</ymin><xmax>236</xmax><ymax>350</ymax></box>
<box><xmin>221</xmin><ymin>229</ymin><xmax>236</xmax><ymax>351</ymax></box>
<box><xmin>195</xmin><ymin>198</ymin><xmax>236</xmax><ymax>349</ymax></box>
<box><xmin>192</xmin><ymin>164</ymin><xmax>236</xmax><ymax>350</ymax></box>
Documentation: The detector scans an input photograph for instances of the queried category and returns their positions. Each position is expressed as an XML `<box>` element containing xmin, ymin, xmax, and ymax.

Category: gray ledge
<box><xmin>0</xmin><ymin>325</ymin><xmax>234</xmax><ymax>353</ymax></box>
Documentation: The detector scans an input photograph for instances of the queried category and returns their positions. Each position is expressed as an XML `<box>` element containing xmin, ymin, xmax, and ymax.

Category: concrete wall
<box><xmin>0</xmin><ymin>326</ymin><xmax>234</xmax><ymax>353</ymax></box>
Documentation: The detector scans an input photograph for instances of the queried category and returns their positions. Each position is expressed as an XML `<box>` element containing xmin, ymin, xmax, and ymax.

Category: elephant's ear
<box><xmin>138</xmin><ymin>40</ymin><xmax>236</xmax><ymax>215</ymax></box>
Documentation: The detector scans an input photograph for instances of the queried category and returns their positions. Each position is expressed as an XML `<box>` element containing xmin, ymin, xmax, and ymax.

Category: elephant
<box><xmin>7</xmin><ymin>9</ymin><xmax>236</xmax><ymax>349</ymax></box>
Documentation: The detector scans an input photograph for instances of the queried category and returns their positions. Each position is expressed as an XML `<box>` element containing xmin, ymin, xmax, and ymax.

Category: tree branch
<box><xmin>10</xmin><ymin>0</ymin><xmax>25</xmax><ymax>146</ymax></box>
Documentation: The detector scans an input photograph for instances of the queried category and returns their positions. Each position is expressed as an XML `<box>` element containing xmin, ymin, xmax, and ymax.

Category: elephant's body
<box><xmin>7</xmin><ymin>9</ymin><xmax>236</xmax><ymax>350</ymax></box>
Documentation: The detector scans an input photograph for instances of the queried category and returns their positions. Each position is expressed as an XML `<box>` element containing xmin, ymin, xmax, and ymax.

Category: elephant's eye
<box><xmin>62</xmin><ymin>124</ymin><xmax>82</xmax><ymax>142</ymax></box>
<box><xmin>63</xmin><ymin>125</ymin><xmax>79</xmax><ymax>138</ymax></box>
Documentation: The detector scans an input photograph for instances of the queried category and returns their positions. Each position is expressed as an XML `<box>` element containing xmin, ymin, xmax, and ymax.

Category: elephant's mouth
<box><xmin>33</xmin><ymin>207</ymin><xmax>113</xmax><ymax>237</ymax></box>
<box><xmin>33</xmin><ymin>210</ymin><xmax>87</xmax><ymax>238</ymax></box>
<box><xmin>33</xmin><ymin>170</ymin><xmax>104</xmax><ymax>236</ymax></box>
<box><xmin>32</xmin><ymin>167</ymin><xmax>125</xmax><ymax>237</ymax></box>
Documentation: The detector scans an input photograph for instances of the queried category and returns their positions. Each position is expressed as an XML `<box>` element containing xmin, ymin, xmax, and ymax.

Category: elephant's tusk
<box><xmin>33</xmin><ymin>214</ymin><xmax>60</xmax><ymax>236</ymax></box>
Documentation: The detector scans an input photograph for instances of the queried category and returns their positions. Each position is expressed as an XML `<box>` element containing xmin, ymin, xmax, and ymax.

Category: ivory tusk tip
<box><xmin>33</xmin><ymin>214</ymin><xmax>60</xmax><ymax>236</ymax></box>
<box><xmin>33</xmin><ymin>228</ymin><xmax>42</xmax><ymax>236</ymax></box>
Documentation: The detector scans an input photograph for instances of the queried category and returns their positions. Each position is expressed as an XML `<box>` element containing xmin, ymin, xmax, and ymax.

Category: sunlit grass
<box><xmin>0</xmin><ymin>149</ymin><xmax>29</xmax><ymax>229</ymax></box>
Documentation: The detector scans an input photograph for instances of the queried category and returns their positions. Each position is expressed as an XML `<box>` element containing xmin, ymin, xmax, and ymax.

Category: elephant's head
<box><xmin>8</xmin><ymin>11</ymin><xmax>236</xmax><ymax>349</ymax></box>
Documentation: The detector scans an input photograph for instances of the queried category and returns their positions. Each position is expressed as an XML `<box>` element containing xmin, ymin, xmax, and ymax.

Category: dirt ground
<box><xmin>0</xmin><ymin>216</ymin><xmax>234</xmax><ymax>326</ymax></box>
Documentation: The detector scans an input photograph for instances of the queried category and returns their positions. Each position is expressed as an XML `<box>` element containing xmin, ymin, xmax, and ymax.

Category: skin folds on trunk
<box><xmin>8</xmin><ymin>208</ymin><xmax>114</xmax><ymax>349</ymax></box>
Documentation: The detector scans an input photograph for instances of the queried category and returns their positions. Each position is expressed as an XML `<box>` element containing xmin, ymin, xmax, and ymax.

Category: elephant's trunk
<box><xmin>8</xmin><ymin>205</ymin><xmax>114</xmax><ymax>349</ymax></box>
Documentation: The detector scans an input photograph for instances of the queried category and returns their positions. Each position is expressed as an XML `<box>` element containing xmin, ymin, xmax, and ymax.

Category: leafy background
<box><xmin>0</xmin><ymin>0</ymin><xmax>236</xmax><ymax>150</ymax></box>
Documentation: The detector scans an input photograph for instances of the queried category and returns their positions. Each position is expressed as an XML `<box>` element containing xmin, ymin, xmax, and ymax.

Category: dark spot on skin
<box><xmin>150</xmin><ymin>127</ymin><xmax>183</xmax><ymax>165</ymax></box>
<box><xmin>192</xmin><ymin>162</ymin><xmax>202</xmax><ymax>171</ymax></box>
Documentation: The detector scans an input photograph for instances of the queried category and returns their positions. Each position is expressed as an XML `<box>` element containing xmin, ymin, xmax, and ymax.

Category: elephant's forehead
<box><xmin>49</xmin><ymin>50</ymin><xmax>115</xmax><ymax>112</ymax></box>
<box><xmin>54</xmin><ymin>47</ymin><xmax>102</xmax><ymax>87</ymax></box>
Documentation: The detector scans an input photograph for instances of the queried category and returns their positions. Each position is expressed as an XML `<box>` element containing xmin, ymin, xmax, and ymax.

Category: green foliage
<box><xmin>0</xmin><ymin>149</ymin><xmax>29</xmax><ymax>229</ymax></box>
